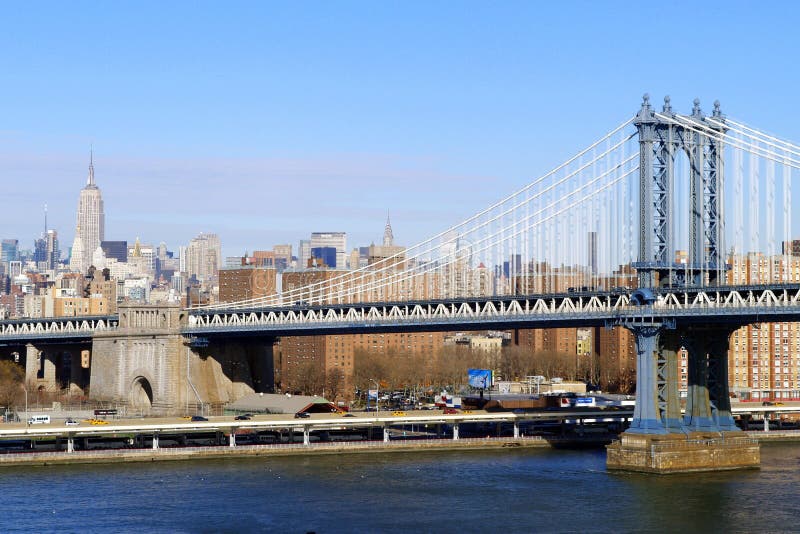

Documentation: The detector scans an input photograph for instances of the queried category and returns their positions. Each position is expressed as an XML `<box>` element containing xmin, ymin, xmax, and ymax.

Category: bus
<box><xmin>27</xmin><ymin>415</ymin><xmax>50</xmax><ymax>425</ymax></box>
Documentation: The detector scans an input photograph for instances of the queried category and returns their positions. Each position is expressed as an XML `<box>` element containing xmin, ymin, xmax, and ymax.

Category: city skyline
<box><xmin>4</xmin><ymin>2</ymin><xmax>800</xmax><ymax>255</ymax></box>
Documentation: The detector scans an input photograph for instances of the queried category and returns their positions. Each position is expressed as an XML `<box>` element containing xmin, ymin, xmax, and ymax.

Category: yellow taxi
<box><xmin>83</xmin><ymin>418</ymin><xmax>109</xmax><ymax>425</ymax></box>
<box><xmin>391</xmin><ymin>411</ymin><xmax>407</xmax><ymax>417</ymax></box>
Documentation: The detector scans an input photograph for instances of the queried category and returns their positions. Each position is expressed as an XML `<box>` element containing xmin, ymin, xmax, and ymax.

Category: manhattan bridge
<box><xmin>4</xmin><ymin>95</ymin><xmax>800</xmax><ymax>441</ymax></box>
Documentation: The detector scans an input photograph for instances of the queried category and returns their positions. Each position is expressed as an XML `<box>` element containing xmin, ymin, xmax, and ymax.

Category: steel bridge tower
<box><xmin>624</xmin><ymin>95</ymin><xmax>737</xmax><ymax>436</ymax></box>
<box><xmin>633</xmin><ymin>93</ymin><xmax>727</xmax><ymax>289</ymax></box>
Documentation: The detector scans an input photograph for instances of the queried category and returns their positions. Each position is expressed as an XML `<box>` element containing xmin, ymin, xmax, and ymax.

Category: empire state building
<box><xmin>70</xmin><ymin>153</ymin><xmax>105</xmax><ymax>273</ymax></box>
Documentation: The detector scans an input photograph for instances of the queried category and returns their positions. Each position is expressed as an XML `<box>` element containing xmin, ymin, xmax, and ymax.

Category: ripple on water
<box><xmin>0</xmin><ymin>444</ymin><xmax>797</xmax><ymax>533</ymax></box>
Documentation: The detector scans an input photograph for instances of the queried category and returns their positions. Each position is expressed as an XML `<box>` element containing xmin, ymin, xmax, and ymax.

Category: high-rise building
<box><xmin>73</xmin><ymin>153</ymin><xmax>105</xmax><ymax>273</ymax></box>
<box><xmin>587</xmin><ymin>231</ymin><xmax>598</xmax><ymax>275</ymax></box>
<box><xmin>178</xmin><ymin>246</ymin><xmax>188</xmax><ymax>273</ymax></box>
<box><xmin>218</xmin><ymin>267</ymin><xmax>278</xmax><ymax>303</ymax></box>
<box><xmin>46</xmin><ymin>230</ymin><xmax>59</xmax><ymax>269</ymax></box>
<box><xmin>32</xmin><ymin>206</ymin><xmax>59</xmax><ymax>270</ymax></box>
<box><xmin>127</xmin><ymin>239</ymin><xmax>156</xmax><ymax>274</ymax></box>
<box><xmin>310</xmin><ymin>247</ymin><xmax>337</xmax><ymax>269</ymax></box>
<box><xmin>368</xmin><ymin>215</ymin><xmax>405</xmax><ymax>269</ymax></box>
<box><xmin>68</xmin><ymin>229</ymin><xmax>85</xmax><ymax>274</ymax></box>
<box><xmin>297</xmin><ymin>240</ymin><xmax>311</xmax><ymax>270</ymax></box>
<box><xmin>101</xmin><ymin>241</ymin><xmax>128</xmax><ymax>263</ymax></box>
<box><xmin>185</xmin><ymin>233</ymin><xmax>221</xmax><ymax>284</ymax></box>
<box><xmin>273</xmin><ymin>244</ymin><xmax>292</xmax><ymax>271</ymax></box>
<box><xmin>782</xmin><ymin>240</ymin><xmax>800</xmax><ymax>257</ymax></box>
<box><xmin>310</xmin><ymin>232</ymin><xmax>346</xmax><ymax>269</ymax></box>
<box><xmin>1</xmin><ymin>239</ymin><xmax>19</xmax><ymax>265</ymax></box>
<box><xmin>727</xmin><ymin>252</ymin><xmax>800</xmax><ymax>401</ymax></box>
<box><xmin>33</xmin><ymin>237</ymin><xmax>47</xmax><ymax>268</ymax></box>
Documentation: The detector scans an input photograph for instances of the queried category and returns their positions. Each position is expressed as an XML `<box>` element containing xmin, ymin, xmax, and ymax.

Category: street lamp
<box><xmin>369</xmin><ymin>379</ymin><xmax>380</xmax><ymax>416</ymax></box>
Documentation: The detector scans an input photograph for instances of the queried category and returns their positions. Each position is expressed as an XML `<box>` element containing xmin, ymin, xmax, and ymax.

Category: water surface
<box><xmin>2</xmin><ymin>444</ymin><xmax>799</xmax><ymax>532</ymax></box>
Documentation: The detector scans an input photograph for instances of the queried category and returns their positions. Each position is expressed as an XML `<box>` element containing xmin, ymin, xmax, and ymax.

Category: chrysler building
<box><xmin>72</xmin><ymin>152</ymin><xmax>105</xmax><ymax>273</ymax></box>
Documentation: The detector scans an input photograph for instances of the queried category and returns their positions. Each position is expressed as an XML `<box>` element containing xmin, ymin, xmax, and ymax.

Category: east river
<box><xmin>2</xmin><ymin>443</ymin><xmax>800</xmax><ymax>533</ymax></box>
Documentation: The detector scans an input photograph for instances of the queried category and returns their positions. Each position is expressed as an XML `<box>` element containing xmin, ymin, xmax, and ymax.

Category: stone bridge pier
<box><xmin>17</xmin><ymin>342</ymin><xmax>90</xmax><ymax>395</ymax></box>
<box><xmin>90</xmin><ymin>303</ymin><xmax>275</xmax><ymax>415</ymax></box>
<box><xmin>607</xmin><ymin>322</ymin><xmax>759</xmax><ymax>473</ymax></box>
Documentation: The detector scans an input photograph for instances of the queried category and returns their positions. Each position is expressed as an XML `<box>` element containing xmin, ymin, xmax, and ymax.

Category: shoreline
<box><xmin>0</xmin><ymin>431</ymin><xmax>794</xmax><ymax>468</ymax></box>
<box><xmin>0</xmin><ymin>436</ymin><xmax>592</xmax><ymax>467</ymax></box>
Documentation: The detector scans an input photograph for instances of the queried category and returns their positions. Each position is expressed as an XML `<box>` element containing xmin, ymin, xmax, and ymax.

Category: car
<box><xmin>391</xmin><ymin>411</ymin><xmax>407</xmax><ymax>417</ymax></box>
<box><xmin>181</xmin><ymin>415</ymin><xmax>193</xmax><ymax>420</ymax></box>
<box><xmin>775</xmin><ymin>402</ymin><xmax>785</xmax><ymax>406</ymax></box>
<box><xmin>191</xmin><ymin>416</ymin><xmax>209</xmax><ymax>422</ymax></box>
<box><xmin>90</xmin><ymin>419</ymin><xmax>109</xmax><ymax>426</ymax></box>
<box><xmin>65</xmin><ymin>418</ymin><xmax>80</xmax><ymax>426</ymax></box>
<box><xmin>342</xmin><ymin>413</ymin><xmax>356</xmax><ymax>418</ymax></box>
<box><xmin>294</xmin><ymin>412</ymin><xmax>310</xmax><ymax>418</ymax></box>
<box><xmin>461</xmin><ymin>410</ymin><xmax>473</xmax><ymax>414</ymax></box>
<box><xmin>762</xmin><ymin>401</ymin><xmax>775</xmax><ymax>406</ymax></box>
<box><xmin>234</xmin><ymin>415</ymin><xmax>252</xmax><ymax>421</ymax></box>
<box><xmin>443</xmin><ymin>408</ymin><xmax>458</xmax><ymax>415</ymax></box>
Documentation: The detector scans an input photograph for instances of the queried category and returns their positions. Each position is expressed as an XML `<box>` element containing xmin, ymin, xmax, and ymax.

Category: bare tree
<box><xmin>0</xmin><ymin>361</ymin><xmax>24</xmax><ymax>409</ymax></box>
<box><xmin>325</xmin><ymin>367</ymin><xmax>345</xmax><ymax>401</ymax></box>
<box><xmin>353</xmin><ymin>348</ymin><xmax>388</xmax><ymax>392</ymax></box>
<box><xmin>285</xmin><ymin>360</ymin><xmax>325</xmax><ymax>396</ymax></box>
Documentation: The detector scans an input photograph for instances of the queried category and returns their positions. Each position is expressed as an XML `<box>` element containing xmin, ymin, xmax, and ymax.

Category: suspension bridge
<box><xmin>4</xmin><ymin>95</ymin><xmax>800</xmax><ymax>470</ymax></box>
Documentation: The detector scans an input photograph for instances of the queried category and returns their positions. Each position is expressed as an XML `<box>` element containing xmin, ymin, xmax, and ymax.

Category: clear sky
<box><xmin>2</xmin><ymin>1</ymin><xmax>799</xmax><ymax>257</ymax></box>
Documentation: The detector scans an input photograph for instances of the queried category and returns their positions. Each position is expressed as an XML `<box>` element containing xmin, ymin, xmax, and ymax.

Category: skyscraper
<box><xmin>368</xmin><ymin>214</ymin><xmax>405</xmax><ymax>269</ymax></box>
<box><xmin>587</xmin><ymin>231</ymin><xmax>598</xmax><ymax>275</ymax></box>
<box><xmin>297</xmin><ymin>240</ymin><xmax>311</xmax><ymax>270</ymax></box>
<box><xmin>46</xmin><ymin>230</ymin><xmax>59</xmax><ymax>269</ymax></box>
<box><xmin>185</xmin><ymin>233</ymin><xmax>221</xmax><ymax>283</ymax></box>
<box><xmin>1</xmin><ymin>239</ymin><xmax>19</xmax><ymax>265</ymax></box>
<box><xmin>73</xmin><ymin>152</ymin><xmax>105</xmax><ymax>273</ymax></box>
<box><xmin>69</xmin><ymin>228</ymin><xmax>85</xmax><ymax>273</ymax></box>
<box><xmin>310</xmin><ymin>232</ymin><xmax>346</xmax><ymax>269</ymax></box>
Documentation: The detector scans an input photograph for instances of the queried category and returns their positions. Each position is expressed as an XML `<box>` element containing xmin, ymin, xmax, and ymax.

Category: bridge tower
<box><xmin>633</xmin><ymin>93</ymin><xmax>727</xmax><ymax>289</ymax></box>
<box><xmin>609</xmin><ymin>96</ymin><xmax>759</xmax><ymax>472</ymax></box>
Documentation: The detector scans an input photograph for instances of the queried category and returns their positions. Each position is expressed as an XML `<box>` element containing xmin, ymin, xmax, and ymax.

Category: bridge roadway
<box><xmin>0</xmin><ymin>409</ymin><xmax>632</xmax><ymax>446</ymax></box>
<box><xmin>185</xmin><ymin>283</ymin><xmax>800</xmax><ymax>337</ymax></box>
<box><xmin>0</xmin><ymin>404</ymin><xmax>794</xmax><ymax>445</ymax></box>
<box><xmin>5</xmin><ymin>283</ymin><xmax>800</xmax><ymax>343</ymax></box>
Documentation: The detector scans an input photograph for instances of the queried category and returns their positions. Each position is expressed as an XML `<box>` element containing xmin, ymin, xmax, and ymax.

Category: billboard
<box><xmin>367</xmin><ymin>389</ymin><xmax>379</xmax><ymax>400</ymax></box>
<box><xmin>468</xmin><ymin>369</ymin><xmax>493</xmax><ymax>389</ymax></box>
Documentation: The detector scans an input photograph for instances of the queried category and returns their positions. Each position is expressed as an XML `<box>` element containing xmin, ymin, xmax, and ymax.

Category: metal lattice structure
<box><xmin>633</xmin><ymin>95</ymin><xmax>727</xmax><ymax>288</ymax></box>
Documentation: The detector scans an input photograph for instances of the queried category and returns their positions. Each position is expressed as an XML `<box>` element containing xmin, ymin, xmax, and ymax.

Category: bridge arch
<box><xmin>130</xmin><ymin>376</ymin><xmax>154</xmax><ymax>415</ymax></box>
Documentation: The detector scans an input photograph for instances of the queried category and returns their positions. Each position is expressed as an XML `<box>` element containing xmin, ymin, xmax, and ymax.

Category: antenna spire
<box><xmin>87</xmin><ymin>146</ymin><xmax>95</xmax><ymax>187</ymax></box>
<box><xmin>383</xmin><ymin>210</ymin><xmax>394</xmax><ymax>247</ymax></box>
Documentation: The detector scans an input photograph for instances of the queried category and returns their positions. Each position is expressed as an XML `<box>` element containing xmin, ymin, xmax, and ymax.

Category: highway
<box><xmin>0</xmin><ymin>403</ymin><xmax>793</xmax><ymax>453</ymax></box>
<box><xmin>0</xmin><ymin>408</ymin><xmax>632</xmax><ymax>439</ymax></box>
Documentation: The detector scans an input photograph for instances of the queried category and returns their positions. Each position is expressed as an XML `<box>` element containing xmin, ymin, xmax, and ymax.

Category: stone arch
<box><xmin>130</xmin><ymin>376</ymin><xmax>154</xmax><ymax>414</ymax></box>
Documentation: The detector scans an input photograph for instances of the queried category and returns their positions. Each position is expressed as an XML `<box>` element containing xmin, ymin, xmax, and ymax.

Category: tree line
<box><xmin>280</xmin><ymin>344</ymin><xmax>636</xmax><ymax>401</ymax></box>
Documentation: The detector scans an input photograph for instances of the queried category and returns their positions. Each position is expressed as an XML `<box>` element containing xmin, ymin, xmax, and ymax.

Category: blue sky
<box><xmin>2</xmin><ymin>1</ymin><xmax>799</xmax><ymax>257</ymax></box>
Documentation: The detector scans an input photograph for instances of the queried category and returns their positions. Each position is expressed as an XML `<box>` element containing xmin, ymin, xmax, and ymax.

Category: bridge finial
<box><xmin>713</xmin><ymin>99</ymin><xmax>722</xmax><ymax>118</ymax></box>
<box><xmin>692</xmin><ymin>98</ymin><xmax>702</xmax><ymax>117</ymax></box>
<box><xmin>642</xmin><ymin>93</ymin><xmax>650</xmax><ymax>108</ymax></box>
<box><xmin>663</xmin><ymin>95</ymin><xmax>672</xmax><ymax>113</ymax></box>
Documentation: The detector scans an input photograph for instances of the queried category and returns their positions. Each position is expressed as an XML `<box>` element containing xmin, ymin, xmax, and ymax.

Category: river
<box><xmin>2</xmin><ymin>443</ymin><xmax>799</xmax><ymax>532</ymax></box>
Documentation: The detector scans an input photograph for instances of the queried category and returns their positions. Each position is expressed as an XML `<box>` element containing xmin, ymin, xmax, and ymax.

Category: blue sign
<box><xmin>468</xmin><ymin>369</ymin><xmax>493</xmax><ymax>389</ymax></box>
